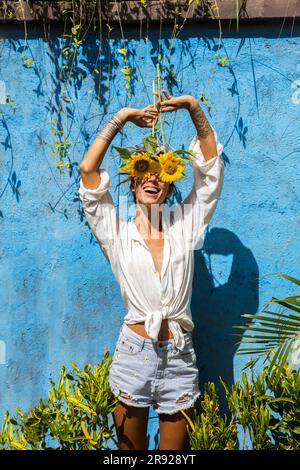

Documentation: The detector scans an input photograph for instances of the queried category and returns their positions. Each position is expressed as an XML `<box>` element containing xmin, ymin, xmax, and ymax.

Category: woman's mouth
<box><xmin>143</xmin><ymin>186</ymin><xmax>160</xmax><ymax>196</ymax></box>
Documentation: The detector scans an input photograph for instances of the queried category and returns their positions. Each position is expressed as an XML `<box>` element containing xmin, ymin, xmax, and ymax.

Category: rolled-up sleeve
<box><xmin>180</xmin><ymin>126</ymin><xmax>224</xmax><ymax>250</ymax></box>
<box><xmin>78</xmin><ymin>168</ymin><xmax>118</xmax><ymax>263</ymax></box>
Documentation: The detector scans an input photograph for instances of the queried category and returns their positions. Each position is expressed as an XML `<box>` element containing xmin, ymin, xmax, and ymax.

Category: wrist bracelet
<box><xmin>95</xmin><ymin>112</ymin><xmax>125</xmax><ymax>143</ymax></box>
<box><xmin>96</xmin><ymin>120</ymin><xmax>119</xmax><ymax>143</ymax></box>
<box><xmin>111</xmin><ymin>113</ymin><xmax>125</xmax><ymax>129</ymax></box>
<box><xmin>110</xmin><ymin>117</ymin><xmax>123</xmax><ymax>130</ymax></box>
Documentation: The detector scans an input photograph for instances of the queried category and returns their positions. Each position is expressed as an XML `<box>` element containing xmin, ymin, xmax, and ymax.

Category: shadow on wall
<box><xmin>191</xmin><ymin>227</ymin><xmax>259</xmax><ymax>413</ymax></box>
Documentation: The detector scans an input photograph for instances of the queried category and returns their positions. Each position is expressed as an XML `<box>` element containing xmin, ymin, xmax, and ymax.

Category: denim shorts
<box><xmin>108</xmin><ymin>322</ymin><xmax>201</xmax><ymax>415</ymax></box>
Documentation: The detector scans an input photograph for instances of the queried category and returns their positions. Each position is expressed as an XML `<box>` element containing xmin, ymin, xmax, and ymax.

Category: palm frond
<box><xmin>234</xmin><ymin>273</ymin><xmax>300</xmax><ymax>378</ymax></box>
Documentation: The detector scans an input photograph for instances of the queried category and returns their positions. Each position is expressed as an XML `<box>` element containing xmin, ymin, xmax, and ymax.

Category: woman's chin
<box><xmin>138</xmin><ymin>196</ymin><xmax>164</xmax><ymax>206</ymax></box>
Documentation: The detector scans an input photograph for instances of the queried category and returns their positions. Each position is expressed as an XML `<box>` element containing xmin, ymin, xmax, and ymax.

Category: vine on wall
<box><xmin>0</xmin><ymin>0</ymin><xmax>239</xmax><ymax>222</ymax></box>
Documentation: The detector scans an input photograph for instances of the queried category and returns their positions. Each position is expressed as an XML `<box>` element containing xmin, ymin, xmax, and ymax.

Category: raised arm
<box><xmin>158</xmin><ymin>90</ymin><xmax>224</xmax><ymax>250</ymax></box>
<box><xmin>78</xmin><ymin>106</ymin><xmax>158</xmax><ymax>262</ymax></box>
<box><xmin>188</xmin><ymin>97</ymin><xmax>218</xmax><ymax>161</ymax></box>
<box><xmin>157</xmin><ymin>90</ymin><xmax>217</xmax><ymax>161</ymax></box>
<box><xmin>79</xmin><ymin>108</ymin><xmax>126</xmax><ymax>188</ymax></box>
<box><xmin>79</xmin><ymin>106</ymin><xmax>158</xmax><ymax>187</ymax></box>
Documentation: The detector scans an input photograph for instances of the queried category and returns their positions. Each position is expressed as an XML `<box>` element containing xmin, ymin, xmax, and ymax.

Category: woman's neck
<box><xmin>133</xmin><ymin>203</ymin><xmax>164</xmax><ymax>240</ymax></box>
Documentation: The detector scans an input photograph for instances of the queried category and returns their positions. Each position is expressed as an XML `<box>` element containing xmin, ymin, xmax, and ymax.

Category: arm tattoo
<box><xmin>96</xmin><ymin>111</ymin><xmax>125</xmax><ymax>144</ymax></box>
<box><xmin>189</xmin><ymin>103</ymin><xmax>213</xmax><ymax>139</ymax></box>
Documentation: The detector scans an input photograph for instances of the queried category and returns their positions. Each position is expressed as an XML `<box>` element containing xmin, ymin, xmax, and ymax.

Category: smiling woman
<box><xmin>129</xmin><ymin>173</ymin><xmax>175</xmax><ymax>205</ymax></box>
<box><xmin>78</xmin><ymin>91</ymin><xmax>224</xmax><ymax>450</ymax></box>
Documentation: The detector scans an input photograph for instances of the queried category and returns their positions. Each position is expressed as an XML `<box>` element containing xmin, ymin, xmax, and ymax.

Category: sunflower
<box><xmin>157</xmin><ymin>152</ymin><xmax>186</xmax><ymax>183</ymax></box>
<box><xmin>123</xmin><ymin>152</ymin><xmax>160</xmax><ymax>180</ymax></box>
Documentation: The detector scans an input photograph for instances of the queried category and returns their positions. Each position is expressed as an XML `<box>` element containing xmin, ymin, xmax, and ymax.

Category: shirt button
<box><xmin>158</xmin><ymin>342</ymin><xmax>163</xmax><ymax>347</ymax></box>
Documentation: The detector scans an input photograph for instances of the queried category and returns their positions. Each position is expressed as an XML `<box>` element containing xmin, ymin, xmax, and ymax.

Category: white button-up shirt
<box><xmin>79</xmin><ymin>127</ymin><xmax>224</xmax><ymax>351</ymax></box>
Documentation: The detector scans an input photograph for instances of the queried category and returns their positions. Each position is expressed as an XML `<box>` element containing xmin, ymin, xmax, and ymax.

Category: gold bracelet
<box><xmin>110</xmin><ymin>117</ymin><xmax>122</xmax><ymax>130</ymax></box>
<box><xmin>95</xmin><ymin>120</ymin><xmax>119</xmax><ymax>143</ymax></box>
<box><xmin>111</xmin><ymin>114</ymin><xmax>125</xmax><ymax>129</ymax></box>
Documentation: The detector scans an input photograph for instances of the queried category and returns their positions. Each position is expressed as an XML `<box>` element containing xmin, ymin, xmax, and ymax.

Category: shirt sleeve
<box><xmin>180</xmin><ymin>125</ymin><xmax>224</xmax><ymax>251</ymax></box>
<box><xmin>78</xmin><ymin>168</ymin><xmax>119</xmax><ymax>263</ymax></box>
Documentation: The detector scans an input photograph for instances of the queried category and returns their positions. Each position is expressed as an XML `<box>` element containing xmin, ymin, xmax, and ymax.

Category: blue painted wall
<box><xmin>0</xmin><ymin>21</ymin><xmax>299</xmax><ymax>449</ymax></box>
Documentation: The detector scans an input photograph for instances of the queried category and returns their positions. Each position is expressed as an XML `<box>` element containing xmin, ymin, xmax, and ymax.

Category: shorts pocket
<box><xmin>172</xmin><ymin>344</ymin><xmax>197</xmax><ymax>365</ymax></box>
<box><xmin>116</xmin><ymin>334</ymin><xmax>143</xmax><ymax>356</ymax></box>
<box><xmin>179</xmin><ymin>348</ymin><xmax>196</xmax><ymax>360</ymax></box>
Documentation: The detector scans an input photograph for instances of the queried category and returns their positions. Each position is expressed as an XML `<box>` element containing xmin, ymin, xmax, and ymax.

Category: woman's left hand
<box><xmin>122</xmin><ymin>105</ymin><xmax>159</xmax><ymax>128</ymax></box>
<box><xmin>156</xmin><ymin>90</ymin><xmax>195</xmax><ymax>112</ymax></box>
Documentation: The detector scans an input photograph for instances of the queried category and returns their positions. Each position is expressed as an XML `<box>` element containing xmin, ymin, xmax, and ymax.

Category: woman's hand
<box><xmin>156</xmin><ymin>90</ymin><xmax>196</xmax><ymax>112</ymax></box>
<box><xmin>120</xmin><ymin>105</ymin><xmax>158</xmax><ymax>128</ymax></box>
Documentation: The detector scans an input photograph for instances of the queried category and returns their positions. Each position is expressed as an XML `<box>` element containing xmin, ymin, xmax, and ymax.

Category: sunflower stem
<box><xmin>152</xmin><ymin>80</ymin><xmax>156</xmax><ymax>138</ymax></box>
<box><xmin>156</xmin><ymin>62</ymin><xmax>166</xmax><ymax>152</ymax></box>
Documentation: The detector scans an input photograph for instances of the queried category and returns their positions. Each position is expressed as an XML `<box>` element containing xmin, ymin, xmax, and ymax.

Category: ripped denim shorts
<box><xmin>108</xmin><ymin>322</ymin><xmax>201</xmax><ymax>415</ymax></box>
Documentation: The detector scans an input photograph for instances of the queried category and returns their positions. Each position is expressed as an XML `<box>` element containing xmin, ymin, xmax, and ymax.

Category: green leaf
<box><xmin>262</xmin><ymin>310</ymin><xmax>300</xmax><ymax>323</ymax></box>
<box><xmin>268</xmin><ymin>397</ymin><xmax>295</xmax><ymax>404</ymax></box>
<box><xmin>142</xmin><ymin>135</ymin><xmax>157</xmax><ymax>156</ymax></box>
<box><xmin>121</xmin><ymin>67</ymin><xmax>133</xmax><ymax>75</ymax></box>
<box><xmin>71</xmin><ymin>25</ymin><xmax>81</xmax><ymax>35</ymax></box>
<box><xmin>273</xmin><ymin>300</ymin><xmax>300</xmax><ymax>314</ymax></box>
<box><xmin>242</xmin><ymin>357</ymin><xmax>260</xmax><ymax>370</ymax></box>
<box><xmin>269</xmin><ymin>273</ymin><xmax>300</xmax><ymax>287</ymax></box>
<box><xmin>112</xmin><ymin>146</ymin><xmax>132</xmax><ymax>159</ymax></box>
<box><xmin>241</xmin><ymin>314</ymin><xmax>300</xmax><ymax>329</ymax></box>
<box><xmin>173</xmin><ymin>149</ymin><xmax>197</xmax><ymax>159</ymax></box>
<box><xmin>118</xmin><ymin>48</ymin><xmax>127</xmax><ymax>56</ymax></box>
<box><xmin>117</xmin><ymin>161</ymin><xmax>129</xmax><ymax>172</ymax></box>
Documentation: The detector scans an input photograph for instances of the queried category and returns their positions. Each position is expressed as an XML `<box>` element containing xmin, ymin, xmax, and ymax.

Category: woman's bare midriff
<box><xmin>127</xmin><ymin>319</ymin><xmax>186</xmax><ymax>341</ymax></box>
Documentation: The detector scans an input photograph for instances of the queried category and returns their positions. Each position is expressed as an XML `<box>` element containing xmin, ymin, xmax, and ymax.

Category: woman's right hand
<box><xmin>120</xmin><ymin>106</ymin><xmax>158</xmax><ymax>128</ymax></box>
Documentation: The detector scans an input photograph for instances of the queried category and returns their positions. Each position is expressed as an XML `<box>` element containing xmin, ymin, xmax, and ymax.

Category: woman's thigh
<box><xmin>158</xmin><ymin>406</ymin><xmax>195</xmax><ymax>450</ymax></box>
<box><xmin>113</xmin><ymin>401</ymin><xmax>150</xmax><ymax>450</ymax></box>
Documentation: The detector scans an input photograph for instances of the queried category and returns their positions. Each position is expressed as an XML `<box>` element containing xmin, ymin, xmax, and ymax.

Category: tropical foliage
<box><xmin>182</xmin><ymin>365</ymin><xmax>300</xmax><ymax>450</ymax></box>
<box><xmin>234</xmin><ymin>274</ymin><xmax>300</xmax><ymax>384</ymax></box>
<box><xmin>1</xmin><ymin>358</ymin><xmax>299</xmax><ymax>450</ymax></box>
<box><xmin>0</xmin><ymin>353</ymin><xmax>118</xmax><ymax>450</ymax></box>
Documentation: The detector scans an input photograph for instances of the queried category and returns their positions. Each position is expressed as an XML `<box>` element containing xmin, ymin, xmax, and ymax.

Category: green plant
<box><xmin>182</xmin><ymin>382</ymin><xmax>237</xmax><ymax>450</ymax></box>
<box><xmin>265</xmin><ymin>366</ymin><xmax>300</xmax><ymax>449</ymax></box>
<box><xmin>118</xmin><ymin>48</ymin><xmax>134</xmax><ymax>98</ymax></box>
<box><xmin>5</xmin><ymin>94</ymin><xmax>16</xmax><ymax>113</ymax></box>
<box><xmin>21</xmin><ymin>55</ymin><xmax>34</xmax><ymax>68</ymax></box>
<box><xmin>183</xmin><ymin>366</ymin><xmax>300</xmax><ymax>450</ymax></box>
<box><xmin>0</xmin><ymin>353</ymin><xmax>119</xmax><ymax>450</ymax></box>
<box><xmin>198</xmin><ymin>92</ymin><xmax>214</xmax><ymax>115</ymax></box>
<box><xmin>49</xmin><ymin>118</ymin><xmax>79</xmax><ymax>173</ymax></box>
<box><xmin>223</xmin><ymin>369</ymin><xmax>274</xmax><ymax>449</ymax></box>
<box><xmin>234</xmin><ymin>274</ymin><xmax>300</xmax><ymax>383</ymax></box>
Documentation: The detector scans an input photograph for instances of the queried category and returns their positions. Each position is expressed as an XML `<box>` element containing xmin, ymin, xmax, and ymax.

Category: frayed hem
<box><xmin>116</xmin><ymin>397</ymin><xmax>151</xmax><ymax>408</ymax></box>
<box><xmin>113</xmin><ymin>393</ymin><xmax>152</xmax><ymax>409</ymax></box>
<box><xmin>156</xmin><ymin>391</ymin><xmax>201</xmax><ymax>416</ymax></box>
<box><xmin>109</xmin><ymin>380</ymin><xmax>152</xmax><ymax>409</ymax></box>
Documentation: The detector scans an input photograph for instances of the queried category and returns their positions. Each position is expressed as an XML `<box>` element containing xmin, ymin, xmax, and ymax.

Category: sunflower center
<box><xmin>164</xmin><ymin>162</ymin><xmax>177</xmax><ymax>175</ymax></box>
<box><xmin>135</xmin><ymin>160</ymin><xmax>149</xmax><ymax>172</ymax></box>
